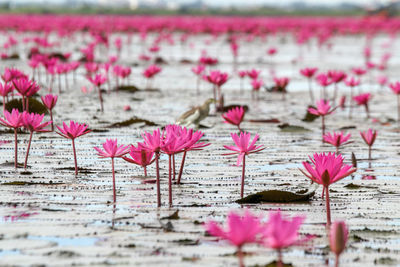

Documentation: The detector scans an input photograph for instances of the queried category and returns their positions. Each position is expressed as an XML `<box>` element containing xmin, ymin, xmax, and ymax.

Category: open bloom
<box><xmin>57</xmin><ymin>121</ymin><xmax>91</xmax><ymax>175</ymax></box>
<box><xmin>94</xmin><ymin>139</ymin><xmax>129</xmax><ymax>158</ymax></box>
<box><xmin>360</xmin><ymin>128</ymin><xmax>377</xmax><ymax>147</ymax></box>
<box><xmin>345</xmin><ymin>77</ymin><xmax>360</xmax><ymax>87</ymax></box>
<box><xmin>22</xmin><ymin>112</ymin><xmax>51</xmax><ymax>133</ymax></box>
<box><xmin>247</xmin><ymin>69</ymin><xmax>261</xmax><ymax>80</ymax></box>
<box><xmin>88</xmin><ymin>74</ymin><xmax>107</xmax><ymax>87</ymax></box>
<box><xmin>308</xmin><ymin>99</ymin><xmax>334</xmax><ymax>116</ymax></box>
<box><xmin>300</xmin><ymin>67</ymin><xmax>318</xmax><ymax>78</ymax></box>
<box><xmin>143</xmin><ymin>64</ymin><xmax>162</xmax><ymax>79</ymax></box>
<box><xmin>323</xmin><ymin>132</ymin><xmax>352</xmax><ymax>154</ymax></box>
<box><xmin>205</xmin><ymin>210</ymin><xmax>264</xmax><ymax>247</ymax></box>
<box><xmin>222</xmin><ymin>106</ymin><xmax>245</xmax><ymax>131</ymax></box>
<box><xmin>262</xmin><ymin>210</ymin><xmax>310</xmax><ymax>250</ymax></box>
<box><xmin>41</xmin><ymin>94</ymin><xmax>58</xmax><ymax>110</ymax></box>
<box><xmin>223</xmin><ymin>132</ymin><xmax>264</xmax><ymax>166</ymax></box>
<box><xmin>301</xmin><ymin>152</ymin><xmax>356</xmax><ymax>187</ymax></box>
<box><xmin>205</xmin><ymin>70</ymin><xmax>229</xmax><ymax>87</ymax></box>
<box><xmin>123</xmin><ymin>143</ymin><xmax>155</xmax><ymax>169</ymax></box>
<box><xmin>56</xmin><ymin>121</ymin><xmax>91</xmax><ymax>140</ymax></box>
<box><xmin>353</xmin><ymin>93</ymin><xmax>371</xmax><ymax>106</ymax></box>
<box><xmin>0</xmin><ymin>109</ymin><xmax>23</xmax><ymax>168</ymax></box>
<box><xmin>301</xmin><ymin>153</ymin><xmax>356</xmax><ymax>226</ymax></box>
<box><xmin>389</xmin><ymin>82</ymin><xmax>400</xmax><ymax>94</ymax></box>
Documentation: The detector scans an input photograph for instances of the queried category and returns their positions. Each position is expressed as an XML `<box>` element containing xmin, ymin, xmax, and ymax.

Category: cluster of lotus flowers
<box><xmin>205</xmin><ymin>210</ymin><xmax>348</xmax><ymax>267</ymax></box>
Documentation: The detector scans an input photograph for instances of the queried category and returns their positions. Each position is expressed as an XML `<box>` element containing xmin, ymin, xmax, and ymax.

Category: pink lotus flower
<box><xmin>330</xmin><ymin>221</ymin><xmax>349</xmax><ymax>267</ymax></box>
<box><xmin>88</xmin><ymin>74</ymin><xmax>107</xmax><ymax>112</ymax></box>
<box><xmin>0</xmin><ymin>82</ymin><xmax>13</xmax><ymax>113</ymax></box>
<box><xmin>345</xmin><ymin>77</ymin><xmax>360</xmax><ymax>87</ymax></box>
<box><xmin>22</xmin><ymin>112</ymin><xmax>51</xmax><ymax>169</ymax></box>
<box><xmin>12</xmin><ymin>78</ymin><xmax>38</xmax><ymax>111</ymax></box>
<box><xmin>360</xmin><ymin>129</ymin><xmax>377</xmax><ymax>160</ymax></box>
<box><xmin>262</xmin><ymin>210</ymin><xmax>312</xmax><ymax>266</ymax></box>
<box><xmin>191</xmin><ymin>65</ymin><xmax>205</xmax><ymax>94</ymax></box>
<box><xmin>267</xmin><ymin>47</ymin><xmax>277</xmax><ymax>55</ymax></box>
<box><xmin>0</xmin><ymin>109</ymin><xmax>23</xmax><ymax>168</ymax></box>
<box><xmin>205</xmin><ymin>70</ymin><xmax>229</xmax><ymax>105</ymax></box>
<box><xmin>389</xmin><ymin>82</ymin><xmax>400</xmax><ymax>123</ymax></box>
<box><xmin>41</xmin><ymin>94</ymin><xmax>58</xmax><ymax>131</ymax></box>
<box><xmin>222</xmin><ymin>106</ymin><xmax>245</xmax><ymax>131</ymax></box>
<box><xmin>353</xmin><ymin>93</ymin><xmax>371</xmax><ymax>118</ymax></box>
<box><xmin>308</xmin><ymin>99</ymin><xmax>335</xmax><ymax>141</ymax></box>
<box><xmin>300</xmin><ymin>153</ymin><xmax>356</xmax><ymax>225</ymax></box>
<box><xmin>352</xmin><ymin>67</ymin><xmax>366</xmax><ymax>76</ymax></box>
<box><xmin>94</xmin><ymin>139</ymin><xmax>129</xmax><ymax>203</ymax></box>
<box><xmin>251</xmin><ymin>79</ymin><xmax>263</xmax><ymax>94</ymax></box>
<box><xmin>176</xmin><ymin>127</ymin><xmax>210</xmax><ymax>185</ymax></box>
<box><xmin>316</xmin><ymin>73</ymin><xmax>332</xmax><ymax>99</ymax></box>
<box><xmin>323</xmin><ymin>132</ymin><xmax>352</xmax><ymax>154</ymax></box>
<box><xmin>300</xmin><ymin>67</ymin><xmax>318</xmax><ymax>102</ymax></box>
<box><xmin>123</xmin><ymin>143</ymin><xmax>155</xmax><ymax>177</ymax></box>
<box><xmin>56</xmin><ymin>121</ymin><xmax>91</xmax><ymax>175</ymax></box>
<box><xmin>328</xmin><ymin>70</ymin><xmax>347</xmax><ymax>104</ymax></box>
<box><xmin>223</xmin><ymin>132</ymin><xmax>264</xmax><ymax>198</ymax></box>
<box><xmin>247</xmin><ymin>69</ymin><xmax>260</xmax><ymax>80</ymax></box>
<box><xmin>143</xmin><ymin>64</ymin><xmax>162</xmax><ymax>90</ymax></box>
<box><xmin>141</xmin><ymin>129</ymin><xmax>164</xmax><ymax>207</ymax></box>
<box><xmin>300</xmin><ymin>67</ymin><xmax>318</xmax><ymax>78</ymax></box>
<box><xmin>205</xmin><ymin>210</ymin><xmax>264</xmax><ymax>267</ymax></box>
<box><xmin>377</xmin><ymin>76</ymin><xmax>387</xmax><ymax>87</ymax></box>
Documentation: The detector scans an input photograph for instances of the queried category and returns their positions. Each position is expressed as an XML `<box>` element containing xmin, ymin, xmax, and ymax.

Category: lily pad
<box><xmin>278</xmin><ymin>123</ymin><xmax>310</xmax><ymax>132</ymax></box>
<box><xmin>302</xmin><ymin>106</ymin><xmax>319</xmax><ymax>122</ymax></box>
<box><xmin>108</xmin><ymin>116</ymin><xmax>158</xmax><ymax>128</ymax></box>
<box><xmin>161</xmin><ymin>210</ymin><xmax>180</xmax><ymax>220</ymax></box>
<box><xmin>253</xmin><ymin>261</ymin><xmax>293</xmax><ymax>267</ymax></box>
<box><xmin>236</xmin><ymin>186</ymin><xmax>316</xmax><ymax>204</ymax></box>
<box><xmin>344</xmin><ymin>183</ymin><xmax>377</xmax><ymax>189</ymax></box>
<box><xmin>117</xmin><ymin>85</ymin><xmax>140</xmax><ymax>93</ymax></box>
<box><xmin>250</xmin><ymin>118</ymin><xmax>280</xmax><ymax>123</ymax></box>
<box><xmin>2</xmin><ymin>181</ymin><xmax>64</xmax><ymax>186</ymax></box>
<box><xmin>5</xmin><ymin>98</ymin><xmax>48</xmax><ymax>114</ymax></box>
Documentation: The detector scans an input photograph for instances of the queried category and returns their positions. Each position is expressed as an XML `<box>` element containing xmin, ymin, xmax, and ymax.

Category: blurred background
<box><xmin>0</xmin><ymin>0</ymin><xmax>398</xmax><ymax>16</ymax></box>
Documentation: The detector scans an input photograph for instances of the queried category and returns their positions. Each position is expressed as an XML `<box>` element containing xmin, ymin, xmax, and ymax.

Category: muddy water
<box><xmin>0</xmin><ymin>33</ymin><xmax>399</xmax><ymax>266</ymax></box>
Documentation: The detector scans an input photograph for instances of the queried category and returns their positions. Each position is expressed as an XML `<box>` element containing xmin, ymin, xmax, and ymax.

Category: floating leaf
<box><xmin>2</xmin><ymin>181</ymin><xmax>64</xmax><ymax>185</ymax></box>
<box><xmin>236</xmin><ymin>186</ymin><xmax>316</xmax><ymax>204</ymax></box>
<box><xmin>117</xmin><ymin>85</ymin><xmax>140</xmax><ymax>93</ymax></box>
<box><xmin>302</xmin><ymin>106</ymin><xmax>319</xmax><ymax>122</ymax></box>
<box><xmin>172</xmin><ymin>239</ymin><xmax>199</xmax><ymax>246</ymax></box>
<box><xmin>154</xmin><ymin>57</ymin><xmax>168</xmax><ymax>64</ymax></box>
<box><xmin>278</xmin><ymin>123</ymin><xmax>310</xmax><ymax>132</ymax></box>
<box><xmin>108</xmin><ymin>116</ymin><xmax>158</xmax><ymax>128</ymax></box>
<box><xmin>344</xmin><ymin>183</ymin><xmax>377</xmax><ymax>189</ymax></box>
<box><xmin>161</xmin><ymin>210</ymin><xmax>180</xmax><ymax>220</ymax></box>
<box><xmin>5</xmin><ymin>98</ymin><xmax>48</xmax><ymax>114</ymax></box>
<box><xmin>250</xmin><ymin>118</ymin><xmax>280</xmax><ymax>123</ymax></box>
<box><xmin>253</xmin><ymin>261</ymin><xmax>293</xmax><ymax>267</ymax></box>
<box><xmin>339</xmin><ymin>125</ymin><xmax>357</xmax><ymax>130</ymax></box>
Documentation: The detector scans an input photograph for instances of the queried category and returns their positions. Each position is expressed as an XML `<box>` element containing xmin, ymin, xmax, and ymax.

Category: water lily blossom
<box><xmin>360</xmin><ymin>129</ymin><xmax>377</xmax><ymax>161</ymax></box>
<box><xmin>94</xmin><ymin>139</ymin><xmax>129</xmax><ymax>203</ymax></box>
<box><xmin>262</xmin><ymin>210</ymin><xmax>312</xmax><ymax>266</ymax></box>
<box><xmin>353</xmin><ymin>93</ymin><xmax>371</xmax><ymax>118</ymax></box>
<box><xmin>56</xmin><ymin>121</ymin><xmax>91</xmax><ymax>175</ymax></box>
<box><xmin>300</xmin><ymin>153</ymin><xmax>356</xmax><ymax>226</ymax></box>
<box><xmin>22</xmin><ymin>112</ymin><xmax>52</xmax><ymax>169</ymax></box>
<box><xmin>323</xmin><ymin>132</ymin><xmax>352</xmax><ymax>154</ymax></box>
<box><xmin>0</xmin><ymin>109</ymin><xmax>23</xmax><ymax>168</ymax></box>
<box><xmin>222</xmin><ymin>106</ymin><xmax>245</xmax><ymax>131</ymax></box>
<box><xmin>41</xmin><ymin>94</ymin><xmax>58</xmax><ymax>131</ymax></box>
<box><xmin>205</xmin><ymin>210</ymin><xmax>264</xmax><ymax>267</ymax></box>
<box><xmin>308</xmin><ymin>99</ymin><xmax>335</xmax><ymax>142</ymax></box>
<box><xmin>223</xmin><ymin>132</ymin><xmax>264</xmax><ymax>198</ymax></box>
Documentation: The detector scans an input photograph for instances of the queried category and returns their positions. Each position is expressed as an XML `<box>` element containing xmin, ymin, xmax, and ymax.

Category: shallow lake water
<box><xmin>0</xmin><ymin>32</ymin><xmax>399</xmax><ymax>266</ymax></box>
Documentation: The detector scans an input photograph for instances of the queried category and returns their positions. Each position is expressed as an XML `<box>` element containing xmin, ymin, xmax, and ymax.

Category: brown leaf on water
<box><xmin>236</xmin><ymin>187</ymin><xmax>316</xmax><ymax>204</ymax></box>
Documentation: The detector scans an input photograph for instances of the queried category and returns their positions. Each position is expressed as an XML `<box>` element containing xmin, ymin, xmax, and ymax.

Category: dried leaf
<box><xmin>236</xmin><ymin>187</ymin><xmax>316</xmax><ymax>204</ymax></box>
